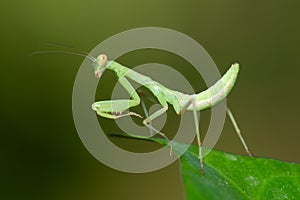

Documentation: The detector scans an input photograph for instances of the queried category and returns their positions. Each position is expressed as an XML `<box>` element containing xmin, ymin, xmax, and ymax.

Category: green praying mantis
<box><xmin>34</xmin><ymin>44</ymin><xmax>253</xmax><ymax>174</ymax></box>
<box><xmin>91</xmin><ymin>54</ymin><xmax>253</xmax><ymax>174</ymax></box>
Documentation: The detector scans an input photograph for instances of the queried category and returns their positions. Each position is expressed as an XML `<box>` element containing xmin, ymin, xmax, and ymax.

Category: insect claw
<box><xmin>128</xmin><ymin>112</ymin><xmax>143</xmax><ymax>118</ymax></box>
<box><xmin>144</xmin><ymin>118</ymin><xmax>151</xmax><ymax>124</ymax></box>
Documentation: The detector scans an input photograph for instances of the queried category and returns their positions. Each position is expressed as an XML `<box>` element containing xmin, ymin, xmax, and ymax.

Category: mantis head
<box><xmin>93</xmin><ymin>54</ymin><xmax>108</xmax><ymax>78</ymax></box>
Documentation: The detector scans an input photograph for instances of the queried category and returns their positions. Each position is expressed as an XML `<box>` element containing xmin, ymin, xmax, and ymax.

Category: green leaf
<box><xmin>178</xmin><ymin>144</ymin><xmax>300</xmax><ymax>200</ymax></box>
<box><xmin>115</xmin><ymin>133</ymin><xmax>300</xmax><ymax>200</ymax></box>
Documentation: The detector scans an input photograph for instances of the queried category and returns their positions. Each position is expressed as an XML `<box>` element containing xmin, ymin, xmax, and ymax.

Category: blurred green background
<box><xmin>1</xmin><ymin>1</ymin><xmax>299</xmax><ymax>199</ymax></box>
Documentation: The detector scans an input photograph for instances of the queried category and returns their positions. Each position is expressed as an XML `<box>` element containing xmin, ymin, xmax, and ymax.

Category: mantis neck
<box><xmin>106</xmin><ymin>61</ymin><xmax>154</xmax><ymax>85</ymax></box>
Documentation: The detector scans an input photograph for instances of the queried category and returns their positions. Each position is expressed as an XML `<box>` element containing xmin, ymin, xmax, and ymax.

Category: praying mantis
<box><xmin>33</xmin><ymin>44</ymin><xmax>253</xmax><ymax>173</ymax></box>
<box><xmin>91</xmin><ymin>54</ymin><xmax>253</xmax><ymax>173</ymax></box>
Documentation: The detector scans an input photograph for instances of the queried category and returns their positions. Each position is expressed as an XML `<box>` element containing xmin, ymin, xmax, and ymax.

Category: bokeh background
<box><xmin>1</xmin><ymin>1</ymin><xmax>299</xmax><ymax>199</ymax></box>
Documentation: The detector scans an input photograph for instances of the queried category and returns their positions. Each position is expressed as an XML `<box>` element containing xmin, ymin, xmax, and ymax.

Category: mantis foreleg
<box><xmin>92</xmin><ymin>76</ymin><xmax>142</xmax><ymax>119</ymax></box>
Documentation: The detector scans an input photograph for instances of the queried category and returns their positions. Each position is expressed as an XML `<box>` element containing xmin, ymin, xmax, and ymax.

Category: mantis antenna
<box><xmin>45</xmin><ymin>42</ymin><xmax>95</xmax><ymax>60</ymax></box>
<box><xmin>31</xmin><ymin>42</ymin><xmax>96</xmax><ymax>62</ymax></box>
<box><xmin>31</xmin><ymin>51</ymin><xmax>96</xmax><ymax>62</ymax></box>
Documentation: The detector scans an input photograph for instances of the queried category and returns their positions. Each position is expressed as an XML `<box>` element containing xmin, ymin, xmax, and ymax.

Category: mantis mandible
<box><xmin>91</xmin><ymin>54</ymin><xmax>253</xmax><ymax>173</ymax></box>
<box><xmin>33</xmin><ymin>44</ymin><xmax>253</xmax><ymax>173</ymax></box>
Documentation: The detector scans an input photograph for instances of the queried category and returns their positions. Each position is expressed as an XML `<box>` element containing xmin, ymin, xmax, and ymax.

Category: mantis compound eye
<box><xmin>99</xmin><ymin>54</ymin><xmax>107</xmax><ymax>61</ymax></box>
<box><xmin>97</xmin><ymin>54</ymin><xmax>108</xmax><ymax>66</ymax></box>
<box><xmin>95</xmin><ymin>54</ymin><xmax>108</xmax><ymax>72</ymax></box>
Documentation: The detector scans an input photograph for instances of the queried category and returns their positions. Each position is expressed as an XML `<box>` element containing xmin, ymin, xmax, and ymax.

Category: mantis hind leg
<box><xmin>92</xmin><ymin>76</ymin><xmax>142</xmax><ymax>119</ymax></box>
<box><xmin>227</xmin><ymin>108</ymin><xmax>253</xmax><ymax>157</ymax></box>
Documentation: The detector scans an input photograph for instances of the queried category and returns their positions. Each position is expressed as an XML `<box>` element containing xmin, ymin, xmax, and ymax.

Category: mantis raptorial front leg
<box><xmin>92</xmin><ymin>76</ymin><xmax>142</xmax><ymax>119</ymax></box>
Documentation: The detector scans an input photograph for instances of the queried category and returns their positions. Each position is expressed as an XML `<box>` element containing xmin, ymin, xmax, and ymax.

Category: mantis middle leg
<box><xmin>141</xmin><ymin>96</ymin><xmax>173</xmax><ymax>156</ymax></box>
<box><xmin>136</xmin><ymin>89</ymin><xmax>173</xmax><ymax>155</ymax></box>
<box><xmin>180</xmin><ymin>97</ymin><xmax>204</xmax><ymax>174</ymax></box>
<box><xmin>140</xmin><ymin>97</ymin><xmax>154</xmax><ymax>136</ymax></box>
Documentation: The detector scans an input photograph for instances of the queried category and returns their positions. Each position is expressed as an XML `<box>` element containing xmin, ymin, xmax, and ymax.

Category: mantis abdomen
<box><xmin>194</xmin><ymin>63</ymin><xmax>239</xmax><ymax>110</ymax></box>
